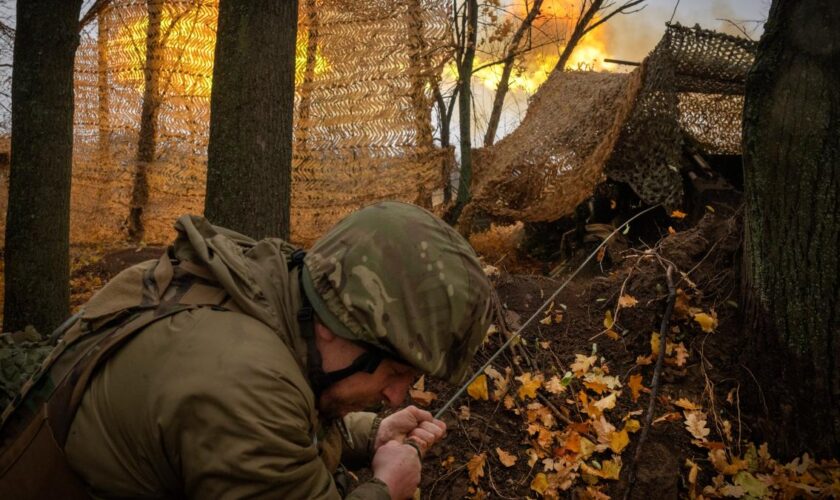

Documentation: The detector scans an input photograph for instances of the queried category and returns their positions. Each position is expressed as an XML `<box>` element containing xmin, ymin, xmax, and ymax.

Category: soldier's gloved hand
<box><xmin>374</xmin><ymin>405</ymin><xmax>447</xmax><ymax>454</ymax></box>
<box><xmin>372</xmin><ymin>440</ymin><xmax>421</xmax><ymax>499</ymax></box>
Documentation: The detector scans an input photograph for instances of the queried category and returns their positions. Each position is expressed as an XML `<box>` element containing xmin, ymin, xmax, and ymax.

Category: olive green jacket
<box><xmin>64</xmin><ymin>216</ymin><xmax>390</xmax><ymax>499</ymax></box>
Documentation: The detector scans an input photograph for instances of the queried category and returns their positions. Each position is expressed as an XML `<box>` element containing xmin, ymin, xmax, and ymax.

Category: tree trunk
<box><xmin>742</xmin><ymin>0</ymin><xmax>840</xmax><ymax>457</ymax></box>
<box><xmin>554</xmin><ymin>0</ymin><xmax>603</xmax><ymax>73</ymax></box>
<box><xmin>127</xmin><ymin>0</ymin><xmax>161</xmax><ymax>243</ymax></box>
<box><xmin>453</xmin><ymin>0</ymin><xmax>477</xmax><ymax>217</ymax></box>
<box><xmin>3</xmin><ymin>0</ymin><xmax>82</xmax><ymax>333</ymax></box>
<box><xmin>483</xmin><ymin>0</ymin><xmax>544</xmax><ymax>147</ymax></box>
<box><xmin>204</xmin><ymin>0</ymin><xmax>298</xmax><ymax>240</ymax></box>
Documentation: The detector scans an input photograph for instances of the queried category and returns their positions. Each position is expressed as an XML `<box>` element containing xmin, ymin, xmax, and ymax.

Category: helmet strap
<box><xmin>296</xmin><ymin>271</ymin><xmax>385</xmax><ymax>398</ymax></box>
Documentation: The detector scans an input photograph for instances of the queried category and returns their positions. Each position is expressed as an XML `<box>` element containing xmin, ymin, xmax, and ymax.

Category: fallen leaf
<box><xmin>458</xmin><ymin>405</ymin><xmax>471</xmax><ymax>420</ymax></box>
<box><xmin>628</xmin><ymin>374</ymin><xmax>644</xmax><ymax>402</ymax></box>
<box><xmin>635</xmin><ymin>355</ymin><xmax>653</xmax><ymax>366</ymax></box>
<box><xmin>668</xmin><ymin>226</ymin><xmax>677</xmax><ymax>235</ymax></box>
<box><xmin>674</xmin><ymin>398</ymin><xmax>702</xmax><ymax>411</ymax></box>
<box><xmin>593</xmin><ymin>392</ymin><xmax>618</xmax><ymax>412</ymax></box>
<box><xmin>540</xmin><ymin>315</ymin><xmax>552</xmax><ymax>325</ymax></box>
<box><xmin>606</xmin><ymin>329</ymin><xmax>620</xmax><ymax>340</ymax></box>
<box><xmin>671</xmin><ymin>210</ymin><xmax>687</xmax><ymax>219</ymax></box>
<box><xmin>503</xmin><ymin>395</ymin><xmax>516</xmax><ymax>410</ymax></box>
<box><xmin>545</xmin><ymin>376</ymin><xmax>566</xmax><ymax>395</ymax></box>
<box><xmin>653</xmin><ymin>412</ymin><xmax>682</xmax><ymax>424</ymax></box>
<box><xmin>539</xmin><ymin>341</ymin><xmax>551</xmax><ymax>349</ymax></box>
<box><xmin>624</xmin><ymin>419</ymin><xmax>641</xmax><ymax>433</ymax></box>
<box><xmin>693</xmin><ymin>311</ymin><xmax>718</xmax><ymax>333</ymax></box>
<box><xmin>467</xmin><ymin>374</ymin><xmax>489</xmax><ymax>401</ymax></box>
<box><xmin>496</xmin><ymin>447</ymin><xmax>517</xmax><ymax>467</ymax></box>
<box><xmin>610</xmin><ymin>429</ymin><xmax>630</xmax><ymax>453</ymax></box>
<box><xmin>530</xmin><ymin>472</ymin><xmax>548</xmax><ymax>494</ymax></box>
<box><xmin>579</xmin><ymin>437</ymin><xmax>597</xmax><ymax>458</ymax></box>
<box><xmin>684</xmin><ymin>411</ymin><xmax>711</xmax><ymax>441</ymax></box>
<box><xmin>467</xmin><ymin>452</ymin><xmax>486</xmax><ymax>484</ymax></box>
<box><xmin>718</xmin><ymin>484</ymin><xmax>745</xmax><ymax>497</ymax></box>
<box><xmin>618</xmin><ymin>294</ymin><xmax>638</xmax><ymax>308</ymax></box>
<box><xmin>671</xmin><ymin>342</ymin><xmax>689</xmax><ymax>367</ymax></box>
<box><xmin>709</xmin><ymin>449</ymin><xmax>747</xmax><ymax>476</ymax></box>
<box><xmin>516</xmin><ymin>373</ymin><xmax>544</xmax><ymax>400</ymax></box>
<box><xmin>603</xmin><ymin>310</ymin><xmax>614</xmax><ymax>330</ymax></box>
<box><xmin>571</xmin><ymin>354</ymin><xmax>597</xmax><ymax>375</ymax></box>
<box><xmin>584</xmin><ymin>380</ymin><xmax>609</xmax><ymax>394</ymax></box>
<box><xmin>409</xmin><ymin>388</ymin><xmax>437</xmax><ymax>406</ymax></box>
<box><xmin>650</xmin><ymin>332</ymin><xmax>661</xmax><ymax>356</ymax></box>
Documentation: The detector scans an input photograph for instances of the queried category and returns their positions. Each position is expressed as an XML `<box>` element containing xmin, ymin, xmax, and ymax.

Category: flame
<box><xmin>463</xmin><ymin>0</ymin><xmax>616</xmax><ymax>94</ymax></box>
<box><xmin>111</xmin><ymin>9</ymin><xmax>328</xmax><ymax>97</ymax></box>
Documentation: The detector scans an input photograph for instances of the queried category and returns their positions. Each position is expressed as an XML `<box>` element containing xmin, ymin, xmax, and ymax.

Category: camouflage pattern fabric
<box><xmin>303</xmin><ymin>201</ymin><xmax>493</xmax><ymax>385</ymax></box>
<box><xmin>0</xmin><ymin>328</ymin><xmax>53</xmax><ymax>411</ymax></box>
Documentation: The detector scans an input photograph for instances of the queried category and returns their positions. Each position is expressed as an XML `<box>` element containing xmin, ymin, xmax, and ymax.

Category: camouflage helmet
<box><xmin>301</xmin><ymin>201</ymin><xmax>493</xmax><ymax>384</ymax></box>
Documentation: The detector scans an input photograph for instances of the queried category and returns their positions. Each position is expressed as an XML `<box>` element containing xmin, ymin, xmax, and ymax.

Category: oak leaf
<box><xmin>545</xmin><ymin>375</ymin><xmax>566</xmax><ymax>395</ymax></box>
<box><xmin>594</xmin><ymin>392</ymin><xmax>618</xmax><ymax>412</ymax></box>
<box><xmin>674</xmin><ymin>398</ymin><xmax>702</xmax><ymax>411</ymax></box>
<box><xmin>684</xmin><ymin>411</ymin><xmax>710</xmax><ymax>441</ymax></box>
<box><xmin>670</xmin><ymin>210</ymin><xmax>687</xmax><ymax>219</ymax></box>
<box><xmin>571</xmin><ymin>354</ymin><xmax>597</xmax><ymax>375</ymax></box>
<box><xmin>467</xmin><ymin>452</ymin><xmax>487</xmax><ymax>484</ymax></box>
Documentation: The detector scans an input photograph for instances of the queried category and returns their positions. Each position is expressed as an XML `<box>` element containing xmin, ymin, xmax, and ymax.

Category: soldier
<box><xmin>0</xmin><ymin>201</ymin><xmax>493</xmax><ymax>499</ymax></box>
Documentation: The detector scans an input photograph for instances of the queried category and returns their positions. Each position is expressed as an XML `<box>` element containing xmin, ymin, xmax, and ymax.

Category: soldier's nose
<box><xmin>382</xmin><ymin>382</ymin><xmax>409</xmax><ymax>408</ymax></box>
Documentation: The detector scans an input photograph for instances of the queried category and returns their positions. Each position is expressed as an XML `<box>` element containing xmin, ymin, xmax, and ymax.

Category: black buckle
<box><xmin>290</xmin><ymin>249</ymin><xmax>307</xmax><ymax>268</ymax></box>
<box><xmin>297</xmin><ymin>305</ymin><xmax>314</xmax><ymax>322</ymax></box>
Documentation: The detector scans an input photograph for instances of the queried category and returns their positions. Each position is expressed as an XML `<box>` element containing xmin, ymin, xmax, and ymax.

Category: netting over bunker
<box><xmin>1</xmin><ymin>0</ymin><xmax>451</xmax><ymax>246</ymax></box>
<box><xmin>466</xmin><ymin>23</ymin><xmax>757</xmax><ymax>223</ymax></box>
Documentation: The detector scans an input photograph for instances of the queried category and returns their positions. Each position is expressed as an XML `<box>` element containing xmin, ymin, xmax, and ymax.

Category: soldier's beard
<box><xmin>318</xmin><ymin>388</ymin><xmax>385</xmax><ymax>419</ymax></box>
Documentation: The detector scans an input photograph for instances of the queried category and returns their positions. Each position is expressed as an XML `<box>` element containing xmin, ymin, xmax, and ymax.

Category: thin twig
<box><xmin>623</xmin><ymin>264</ymin><xmax>676</xmax><ymax>500</ymax></box>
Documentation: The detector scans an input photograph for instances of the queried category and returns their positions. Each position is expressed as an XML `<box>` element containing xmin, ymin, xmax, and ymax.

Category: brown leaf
<box><xmin>628</xmin><ymin>374</ymin><xmax>644</xmax><ymax>402</ymax></box>
<box><xmin>618</xmin><ymin>294</ymin><xmax>638</xmax><ymax>308</ymax></box>
<box><xmin>467</xmin><ymin>452</ymin><xmax>487</xmax><ymax>484</ymax></box>
<box><xmin>496</xmin><ymin>447</ymin><xmax>517</xmax><ymax>467</ymax></box>
<box><xmin>684</xmin><ymin>411</ymin><xmax>711</xmax><ymax>441</ymax></box>
<box><xmin>409</xmin><ymin>388</ymin><xmax>437</xmax><ymax>407</ymax></box>
<box><xmin>530</xmin><ymin>472</ymin><xmax>548</xmax><ymax>494</ymax></box>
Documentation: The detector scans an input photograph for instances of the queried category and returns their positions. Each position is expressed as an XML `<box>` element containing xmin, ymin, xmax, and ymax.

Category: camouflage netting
<box><xmin>0</xmin><ymin>0</ymin><xmax>451</xmax><ymax>247</ymax></box>
<box><xmin>468</xmin><ymin>23</ymin><xmax>756</xmax><ymax>222</ymax></box>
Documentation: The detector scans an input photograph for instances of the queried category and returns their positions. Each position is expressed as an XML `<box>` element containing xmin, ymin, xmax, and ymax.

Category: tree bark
<box><xmin>3</xmin><ymin>0</ymin><xmax>82</xmax><ymax>333</ymax></box>
<box><xmin>204</xmin><ymin>0</ymin><xmax>298</xmax><ymax>240</ymax></box>
<box><xmin>453</xmin><ymin>0</ymin><xmax>477</xmax><ymax>217</ymax></box>
<box><xmin>742</xmin><ymin>0</ymin><xmax>840</xmax><ymax>457</ymax></box>
<box><xmin>127</xmin><ymin>0</ymin><xmax>161</xmax><ymax>243</ymax></box>
<box><xmin>483</xmin><ymin>0</ymin><xmax>544</xmax><ymax>147</ymax></box>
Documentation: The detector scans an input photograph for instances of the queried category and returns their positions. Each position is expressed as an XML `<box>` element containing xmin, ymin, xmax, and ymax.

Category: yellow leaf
<box><xmin>674</xmin><ymin>398</ymin><xmax>702</xmax><ymax>411</ymax></box>
<box><xmin>606</xmin><ymin>329</ymin><xmax>620</xmax><ymax>340</ymax></box>
<box><xmin>540</xmin><ymin>315</ymin><xmax>552</xmax><ymax>325</ymax></box>
<box><xmin>684</xmin><ymin>411</ymin><xmax>711</xmax><ymax>441</ymax></box>
<box><xmin>530</xmin><ymin>472</ymin><xmax>548</xmax><ymax>494</ymax></box>
<box><xmin>618</xmin><ymin>294</ymin><xmax>638</xmax><ymax>308</ymax></box>
<box><xmin>670</xmin><ymin>210</ymin><xmax>687</xmax><ymax>219</ymax></box>
<box><xmin>628</xmin><ymin>374</ymin><xmax>644</xmax><ymax>402</ymax></box>
<box><xmin>467</xmin><ymin>452</ymin><xmax>487</xmax><ymax>484</ymax></box>
<box><xmin>496</xmin><ymin>447</ymin><xmax>517</xmax><ymax>467</ymax></box>
<box><xmin>635</xmin><ymin>354</ymin><xmax>653</xmax><ymax>366</ymax></box>
<box><xmin>610</xmin><ymin>429</ymin><xmax>630</xmax><ymax>453</ymax></box>
<box><xmin>603</xmin><ymin>310</ymin><xmax>614</xmax><ymax>330</ymax></box>
<box><xmin>413</xmin><ymin>375</ymin><xmax>426</xmax><ymax>391</ymax></box>
<box><xmin>503</xmin><ymin>395</ymin><xmax>515</xmax><ymax>409</ymax></box>
<box><xmin>467</xmin><ymin>374</ymin><xmax>489</xmax><ymax>401</ymax></box>
<box><xmin>668</xmin><ymin>226</ymin><xmax>677</xmax><ymax>235</ymax></box>
<box><xmin>516</xmin><ymin>373</ymin><xmax>544</xmax><ymax>400</ymax></box>
<box><xmin>650</xmin><ymin>332</ymin><xmax>661</xmax><ymax>356</ymax></box>
<box><xmin>579</xmin><ymin>437</ymin><xmax>597</xmax><ymax>458</ymax></box>
<box><xmin>624</xmin><ymin>419</ymin><xmax>641</xmax><ymax>433</ymax></box>
<box><xmin>584</xmin><ymin>380</ymin><xmax>609</xmax><ymax>394</ymax></box>
<box><xmin>693</xmin><ymin>312</ymin><xmax>718</xmax><ymax>333</ymax></box>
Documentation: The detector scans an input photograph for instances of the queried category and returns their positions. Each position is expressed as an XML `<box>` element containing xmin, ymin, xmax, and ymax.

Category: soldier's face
<box><xmin>315</xmin><ymin>322</ymin><xmax>417</xmax><ymax>417</ymax></box>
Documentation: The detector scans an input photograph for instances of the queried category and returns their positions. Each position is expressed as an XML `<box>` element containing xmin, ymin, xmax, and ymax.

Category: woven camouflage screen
<box><xmin>468</xmin><ymin>23</ymin><xmax>756</xmax><ymax>222</ymax></box>
<box><xmin>1</xmin><ymin>0</ymin><xmax>451</xmax><ymax>247</ymax></box>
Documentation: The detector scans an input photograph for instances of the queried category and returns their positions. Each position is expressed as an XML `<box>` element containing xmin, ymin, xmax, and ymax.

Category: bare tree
<box><xmin>552</xmin><ymin>0</ymin><xmax>646</xmax><ymax>73</ymax></box>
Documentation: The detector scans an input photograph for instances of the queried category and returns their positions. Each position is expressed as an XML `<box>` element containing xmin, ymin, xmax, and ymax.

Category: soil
<box><xmin>62</xmin><ymin>210</ymin><xmax>764</xmax><ymax>499</ymax></box>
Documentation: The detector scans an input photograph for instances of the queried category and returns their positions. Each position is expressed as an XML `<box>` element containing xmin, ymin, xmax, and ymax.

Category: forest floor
<box><xmin>62</xmin><ymin>208</ymin><xmax>840</xmax><ymax>499</ymax></box>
